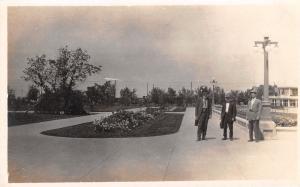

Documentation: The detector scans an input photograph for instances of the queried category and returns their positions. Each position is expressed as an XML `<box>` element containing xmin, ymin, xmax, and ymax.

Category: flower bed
<box><xmin>272</xmin><ymin>116</ymin><xmax>297</xmax><ymax>127</ymax></box>
<box><xmin>41</xmin><ymin>112</ymin><xmax>184</xmax><ymax>138</ymax></box>
<box><xmin>94</xmin><ymin>108</ymin><xmax>163</xmax><ymax>133</ymax></box>
<box><xmin>8</xmin><ymin>112</ymin><xmax>85</xmax><ymax>126</ymax></box>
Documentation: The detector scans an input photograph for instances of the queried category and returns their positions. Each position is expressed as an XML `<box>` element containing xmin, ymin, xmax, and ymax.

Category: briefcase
<box><xmin>195</xmin><ymin>119</ymin><xmax>199</xmax><ymax>126</ymax></box>
<box><xmin>220</xmin><ymin>120</ymin><xmax>224</xmax><ymax>129</ymax></box>
<box><xmin>220</xmin><ymin>115</ymin><xmax>225</xmax><ymax>129</ymax></box>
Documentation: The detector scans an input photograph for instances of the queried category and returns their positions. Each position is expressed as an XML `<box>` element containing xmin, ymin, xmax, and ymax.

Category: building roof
<box><xmin>278</xmin><ymin>87</ymin><xmax>298</xmax><ymax>89</ymax></box>
<box><xmin>269</xmin><ymin>96</ymin><xmax>298</xmax><ymax>99</ymax></box>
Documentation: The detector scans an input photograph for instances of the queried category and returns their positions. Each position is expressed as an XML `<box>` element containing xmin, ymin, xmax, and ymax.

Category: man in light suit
<box><xmin>246</xmin><ymin>88</ymin><xmax>264</xmax><ymax>142</ymax></box>
<box><xmin>220</xmin><ymin>93</ymin><xmax>237</xmax><ymax>141</ymax></box>
<box><xmin>195</xmin><ymin>86</ymin><xmax>212</xmax><ymax>141</ymax></box>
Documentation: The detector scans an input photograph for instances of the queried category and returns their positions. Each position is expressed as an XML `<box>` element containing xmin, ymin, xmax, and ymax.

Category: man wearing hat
<box><xmin>220</xmin><ymin>93</ymin><xmax>237</xmax><ymax>141</ymax></box>
<box><xmin>246</xmin><ymin>87</ymin><xmax>264</xmax><ymax>142</ymax></box>
<box><xmin>195</xmin><ymin>86</ymin><xmax>212</xmax><ymax>141</ymax></box>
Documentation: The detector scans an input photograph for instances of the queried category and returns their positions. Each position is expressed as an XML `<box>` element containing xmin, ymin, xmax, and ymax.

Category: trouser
<box><xmin>197</xmin><ymin>113</ymin><xmax>209</xmax><ymax>139</ymax></box>
<box><xmin>248</xmin><ymin>120</ymin><xmax>264</xmax><ymax>140</ymax></box>
<box><xmin>223</xmin><ymin>118</ymin><xmax>233</xmax><ymax>139</ymax></box>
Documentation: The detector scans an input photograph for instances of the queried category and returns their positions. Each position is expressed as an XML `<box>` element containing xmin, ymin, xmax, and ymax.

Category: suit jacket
<box><xmin>221</xmin><ymin>101</ymin><xmax>237</xmax><ymax>122</ymax></box>
<box><xmin>246</xmin><ymin>98</ymin><xmax>262</xmax><ymax>121</ymax></box>
<box><xmin>195</xmin><ymin>96</ymin><xmax>212</xmax><ymax>120</ymax></box>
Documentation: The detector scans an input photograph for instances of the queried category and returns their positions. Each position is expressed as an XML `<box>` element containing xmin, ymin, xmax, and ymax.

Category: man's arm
<box><xmin>221</xmin><ymin>103</ymin><xmax>225</xmax><ymax>119</ymax></box>
<box><xmin>246</xmin><ymin>100</ymin><xmax>250</xmax><ymax>120</ymax></box>
<box><xmin>232</xmin><ymin>103</ymin><xmax>237</xmax><ymax>121</ymax></box>
<box><xmin>257</xmin><ymin>100</ymin><xmax>262</xmax><ymax>120</ymax></box>
<box><xmin>209</xmin><ymin>98</ymin><xmax>213</xmax><ymax>117</ymax></box>
<box><xmin>195</xmin><ymin>99</ymin><xmax>199</xmax><ymax>118</ymax></box>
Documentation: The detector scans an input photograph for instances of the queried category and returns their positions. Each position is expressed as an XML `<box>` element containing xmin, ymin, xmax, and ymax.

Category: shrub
<box><xmin>64</xmin><ymin>91</ymin><xmax>87</xmax><ymax>115</ymax></box>
<box><xmin>34</xmin><ymin>92</ymin><xmax>64</xmax><ymax>114</ymax></box>
<box><xmin>34</xmin><ymin>91</ymin><xmax>87</xmax><ymax>115</ymax></box>
<box><xmin>145</xmin><ymin>107</ymin><xmax>164</xmax><ymax>117</ymax></box>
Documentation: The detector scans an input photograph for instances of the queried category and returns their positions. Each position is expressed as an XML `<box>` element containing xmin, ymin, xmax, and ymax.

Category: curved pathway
<box><xmin>8</xmin><ymin>108</ymin><xmax>297</xmax><ymax>182</ymax></box>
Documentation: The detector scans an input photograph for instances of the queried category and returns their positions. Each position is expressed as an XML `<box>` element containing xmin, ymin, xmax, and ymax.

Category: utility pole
<box><xmin>114</xmin><ymin>80</ymin><xmax>117</xmax><ymax>98</ymax></box>
<box><xmin>147</xmin><ymin>82</ymin><xmax>149</xmax><ymax>96</ymax></box>
<box><xmin>254</xmin><ymin>36</ymin><xmax>278</xmax><ymax>136</ymax></box>
<box><xmin>190</xmin><ymin>81</ymin><xmax>193</xmax><ymax>92</ymax></box>
<box><xmin>210</xmin><ymin>79</ymin><xmax>217</xmax><ymax>107</ymax></box>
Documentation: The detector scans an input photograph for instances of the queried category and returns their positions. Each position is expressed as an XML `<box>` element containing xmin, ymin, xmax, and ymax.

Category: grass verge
<box><xmin>41</xmin><ymin>113</ymin><xmax>184</xmax><ymax>138</ymax></box>
<box><xmin>172</xmin><ymin>107</ymin><xmax>186</xmax><ymax>112</ymax></box>
<box><xmin>8</xmin><ymin>112</ymin><xmax>86</xmax><ymax>126</ymax></box>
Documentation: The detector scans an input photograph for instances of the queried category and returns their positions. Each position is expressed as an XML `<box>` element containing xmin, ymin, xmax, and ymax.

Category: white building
<box><xmin>269</xmin><ymin>87</ymin><xmax>298</xmax><ymax>113</ymax></box>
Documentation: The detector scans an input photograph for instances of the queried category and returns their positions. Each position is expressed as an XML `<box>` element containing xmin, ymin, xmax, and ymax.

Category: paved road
<box><xmin>8</xmin><ymin>107</ymin><xmax>297</xmax><ymax>182</ymax></box>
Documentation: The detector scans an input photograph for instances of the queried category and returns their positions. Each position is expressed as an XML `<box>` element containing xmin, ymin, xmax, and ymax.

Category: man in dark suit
<box><xmin>220</xmin><ymin>93</ymin><xmax>237</xmax><ymax>141</ymax></box>
<box><xmin>195</xmin><ymin>86</ymin><xmax>212</xmax><ymax>141</ymax></box>
<box><xmin>246</xmin><ymin>87</ymin><xmax>264</xmax><ymax>142</ymax></box>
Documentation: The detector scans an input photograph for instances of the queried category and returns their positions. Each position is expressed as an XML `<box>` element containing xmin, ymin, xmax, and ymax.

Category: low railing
<box><xmin>213</xmin><ymin>107</ymin><xmax>296</xmax><ymax>132</ymax></box>
<box><xmin>213</xmin><ymin>108</ymin><xmax>248</xmax><ymax>128</ymax></box>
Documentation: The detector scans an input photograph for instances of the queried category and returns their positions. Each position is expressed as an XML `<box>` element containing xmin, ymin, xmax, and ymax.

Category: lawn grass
<box><xmin>41</xmin><ymin>113</ymin><xmax>184</xmax><ymax>138</ymax></box>
<box><xmin>8</xmin><ymin>112</ymin><xmax>86</xmax><ymax>126</ymax></box>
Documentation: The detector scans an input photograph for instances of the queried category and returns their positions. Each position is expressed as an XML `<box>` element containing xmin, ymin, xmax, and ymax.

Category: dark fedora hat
<box><xmin>250</xmin><ymin>87</ymin><xmax>258</xmax><ymax>93</ymax></box>
<box><xmin>200</xmin><ymin>86</ymin><xmax>208</xmax><ymax>93</ymax></box>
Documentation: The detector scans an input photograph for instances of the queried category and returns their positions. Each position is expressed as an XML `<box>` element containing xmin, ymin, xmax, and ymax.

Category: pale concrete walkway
<box><xmin>8</xmin><ymin>107</ymin><xmax>297</xmax><ymax>182</ymax></box>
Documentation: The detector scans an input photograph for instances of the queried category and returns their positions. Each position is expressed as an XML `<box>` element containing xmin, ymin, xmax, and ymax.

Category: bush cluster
<box><xmin>34</xmin><ymin>91</ymin><xmax>87</xmax><ymax>115</ymax></box>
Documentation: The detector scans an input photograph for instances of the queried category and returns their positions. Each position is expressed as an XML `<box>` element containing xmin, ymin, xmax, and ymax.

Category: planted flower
<box><xmin>272</xmin><ymin>116</ymin><xmax>297</xmax><ymax>127</ymax></box>
<box><xmin>94</xmin><ymin>108</ymin><xmax>163</xmax><ymax>133</ymax></box>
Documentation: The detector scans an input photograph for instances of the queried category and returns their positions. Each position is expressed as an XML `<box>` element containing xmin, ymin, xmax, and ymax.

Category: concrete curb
<box><xmin>213</xmin><ymin>109</ymin><xmax>297</xmax><ymax>132</ymax></box>
<box><xmin>165</xmin><ymin>112</ymin><xmax>186</xmax><ymax>114</ymax></box>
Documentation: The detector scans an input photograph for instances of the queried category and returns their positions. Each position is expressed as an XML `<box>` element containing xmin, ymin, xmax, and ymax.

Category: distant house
<box><xmin>269</xmin><ymin>87</ymin><xmax>298</xmax><ymax>113</ymax></box>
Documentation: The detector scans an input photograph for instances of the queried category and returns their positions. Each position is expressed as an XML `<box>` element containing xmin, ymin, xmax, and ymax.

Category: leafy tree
<box><xmin>22</xmin><ymin>55</ymin><xmax>52</xmax><ymax>94</ymax></box>
<box><xmin>218</xmin><ymin>88</ymin><xmax>225</xmax><ymax>104</ymax></box>
<box><xmin>86</xmin><ymin>81</ymin><xmax>116</xmax><ymax>106</ymax></box>
<box><xmin>22</xmin><ymin>46</ymin><xmax>101</xmax><ymax>114</ymax></box>
<box><xmin>54</xmin><ymin>46</ymin><xmax>102</xmax><ymax>110</ymax></box>
<box><xmin>178</xmin><ymin>87</ymin><xmax>194</xmax><ymax>106</ymax></box>
<box><xmin>254</xmin><ymin>85</ymin><xmax>278</xmax><ymax>100</ymax></box>
<box><xmin>27</xmin><ymin>85</ymin><xmax>39</xmax><ymax>102</ymax></box>
<box><xmin>212</xmin><ymin>86</ymin><xmax>224</xmax><ymax>105</ymax></box>
<box><xmin>229</xmin><ymin>90</ymin><xmax>239</xmax><ymax>103</ymax></box>
<box><xmin>237</xmin><ymin>91</ymin><xmax>247</xmax><ymax>105</ymax></box>
<box><xmin>64</xmin><ymin>90</ymin><xmax>87</xmax><ymax>115</ymax></box>
<box><xmin>120</xmin><ymin>87</ymin><xmax>138</xmax><ymax>106</ymax></box>
<box><xmin>101</xmin><ymin>81</ymin><xmax>116</xmax><ymax>105</ymax></box>
<box><xmin>150</xmin><ymin>87</ymin><xmax>166</xmax><ymax>105</ymax></box>
<box><xmin>8</xmin><ymin>87</ymin><xmax>16</xmax><ymax>110</ymax></box>
<box><xmin>86</xmin><ymin>84</ymin><xmax>100</xmax><ymax>106</ymax></box>
<box><xmin>166</xmin><ymin>87</ymin><xmax>176</xmax><ymax>104</ymax></box>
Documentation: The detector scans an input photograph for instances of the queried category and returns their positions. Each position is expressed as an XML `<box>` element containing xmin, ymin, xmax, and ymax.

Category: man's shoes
<box><xmin>197</xmin><ymin>137</ymin><xmax>201</xmax><ymax>141</ymax></box>
<box><xmin>222</xmin><ymin>137</ymin><xmax>227</xmax><ymax>140</ymax></box>
<box><xmin>230</xmin><ymin>138</ymin><xmax>233</xmax><ymax>141</ymax></box>
<box><xmin>248</xmin><ymin>139</ymin><xmax>253</xmax><ymax>142</ymax></box>
<box><xmin>202</xmin><ymin>137</ymin><xmax>206</xmax><ymax>140</ymax></box>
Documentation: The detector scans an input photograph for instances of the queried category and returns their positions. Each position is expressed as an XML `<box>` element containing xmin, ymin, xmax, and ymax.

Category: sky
<box><xmin>7</xmin><ymin>5</ymin><xmax>300</xmax><ymax>97</ymax></box>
